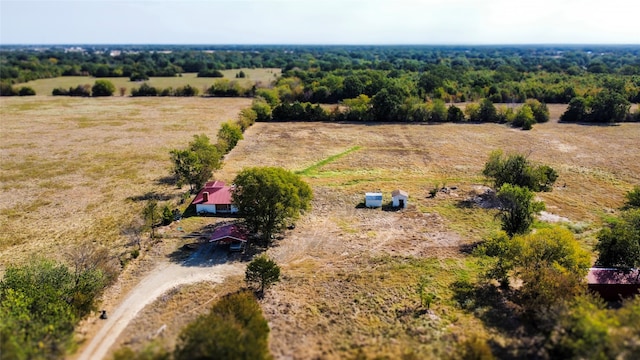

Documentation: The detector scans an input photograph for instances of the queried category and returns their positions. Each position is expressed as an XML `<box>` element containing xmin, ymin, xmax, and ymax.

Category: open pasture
<box><xmin>217</xmin><ymin>109</ymin><xmax>640</xmax><ymax>358</ymax></box>
<box><xmin>0</xmin><ymin>96</ymin><xmax>252</xmax><ymax>264</ymax></box>
<box><xmin>1</xmin><ymin>97</ymin><xmax>639</xmax><ymax>358</ymax></box>
<box><xmin>19</xmin><ymin>68</ymin><xmax>280</xmax><ymax>96</ymax></box>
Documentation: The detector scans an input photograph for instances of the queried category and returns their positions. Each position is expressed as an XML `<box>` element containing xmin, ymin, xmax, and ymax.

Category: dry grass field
<box><xmin>2</xmin><ymin>97</ymin><xmax>639</xmax><ymax>359</ymax></box>
<box><xmin>216</xmin><ymin>108</ymin><xmax>640</xmax><ymax>358</ymax></box>
<box><xmin>0</xmin><ymin>96</ymin><xmax>252</xmax><ymax>265</ymax></box>
<box><xmin>20</xmin><ymin>68</ymin><xmax>281</xmax><ymax>96</ymax></box>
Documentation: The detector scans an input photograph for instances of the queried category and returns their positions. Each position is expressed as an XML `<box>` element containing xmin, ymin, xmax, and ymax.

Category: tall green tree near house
<box><xmin>170</xmin><ymin>134</ymin><xmax>222</xmax><ymax>192</ymax></box>
<box><xmin>232</xmin><ymin>167</ymin><xmax>312</xmax><ymax>244</ymax></box>
<box><xmin>595</xmin><ymin>209</ymin><xmax>640</xmax><ymax>269</ymax></box>
<box><xmin>479</xmin><ymin>227</ymin><xmax>590</xmax><ymax>317</ymax></box>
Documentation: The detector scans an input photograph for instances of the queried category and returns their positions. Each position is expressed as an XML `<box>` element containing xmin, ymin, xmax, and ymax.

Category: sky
<box><xmin>1</xmin><ymin>0</ymin><xmax>639</xmax><ymax>45</ymax></box>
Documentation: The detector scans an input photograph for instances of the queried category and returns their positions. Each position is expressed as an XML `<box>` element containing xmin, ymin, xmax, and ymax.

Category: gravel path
<box><xmin>76</xmin><ymin>244</ymin><xmax>243</xmax><ymax>360</ymax></box>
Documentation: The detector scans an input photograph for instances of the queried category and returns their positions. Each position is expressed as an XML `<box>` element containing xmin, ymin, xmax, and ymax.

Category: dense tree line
<box><xmin>2</xmin><ymin>45</ymin><xmax>640</xmax><ymax>84</ymax></box>
<box><xmin>2</xmin><ymin>45</ymin><xmax>639</xmax><ymax>103</ymax></box>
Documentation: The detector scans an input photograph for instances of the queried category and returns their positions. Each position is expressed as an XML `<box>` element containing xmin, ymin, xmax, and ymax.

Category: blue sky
<box><xmin>1</xmin><ymin>0</ymin><xmax>639</xmax><ymax>45</ymax></box>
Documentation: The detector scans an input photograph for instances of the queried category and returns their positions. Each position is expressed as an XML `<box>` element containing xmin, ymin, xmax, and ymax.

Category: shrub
<box><xmin>174</xmin><ymin>291</ymin><xmax>271</xmax><ymax>360</ymax></box>
<box><xmin>131</xmin><ymin>82</ymin><xmax>158</xmax><ymax>97</ymax></box>
<box><xmin>0</xmin><ymin>82</ymin><xmax>16</xmax><ymax>96</ymax></box>
<box><xmin>245</xmin><ymin>255</ymin><xmax>281</xmax><ymax>295</ymax></box>
<box><xmin>482</xmin><ymin>150</ymin><xmax>558</xmax><ymax>192</ymax></box>
<box><xmin>18</xmin><ymin>86</ymin><xmax>35</xmax><ymax>96</ymax></box>
<box><xmin>624</xmin><ymin>185</ymin><xmax>640</xmax><ymax>209</ymax></box>
<box><xmin>92</xmin><ymin>80</ymin><xmax>115</xmax><ymax>97</ymax></box>
<box><xmin>52</xmin><ymin>87</ymin><xmax>70</xmax><ymax>96</ymax></box>
<box><xmin>447</xmin><ymin>104</ymin><xmax>465</xmax><ymax>122</ymax></box>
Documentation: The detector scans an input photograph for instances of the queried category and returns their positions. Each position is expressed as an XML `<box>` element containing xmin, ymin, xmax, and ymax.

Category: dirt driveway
<box><xmin>76</xmin><ymin>243</ymin><xmax>243</xmax><ymax>360</ymax></box>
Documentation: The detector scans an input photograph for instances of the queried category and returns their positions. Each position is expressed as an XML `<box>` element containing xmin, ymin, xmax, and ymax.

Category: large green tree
<box><xmin>589</xmin><ymin>89</ymin><xmax>630</xmax><ymax>123</ymax></box>
<box><xmin>481</xmin><ymin>227</ymin><xmax>590</xmax><ymax>316</ymax></box>
<box><xmin>496</xmin><ymin>183</ymin><xmax>545</xmax><ymax>236</ymax></box>
<box><xmin>482</xmin><ymin>150</ymin><xmax>558</xmax><ymax>192</ymax></box>
<box><xmin>595</xmin><ymin>209</ymin><xmax>640</xmax><ymax>269</ymax></box>
<box><xmin>479</xmin><ymin>98</ymin><xmax>498</xmax><ymax>122</ymax></box>
<box><xmin>91</xmin><ymin>79</ymin><xmax>115</xmax><ymax>97</ymax></box>
<box><xmin>560</xmin><ymin>96</ymin><xmax>588</xmax><ymax>122</ymax></box>
<box><xmin>232</xmin><ymin>167</ymin><xmax>312</xmax><ymax>244</ymax></box>
<box><xmin>174</xmin><ymin>291</ymin><xmax>271</xmax><ymax>360</ymax></box>
<box><xmin>170</xmin><ymin>134</ymin><xmax>222</xmax><ymax>192</ymax></box>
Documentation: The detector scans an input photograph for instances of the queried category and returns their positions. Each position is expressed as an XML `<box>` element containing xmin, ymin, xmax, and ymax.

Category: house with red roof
<box><xmin>192</xmin><ymin>181</ymin><xmax>238</xmax><ymax>215</ymax></box>
<box><xmin>587</xmin><ymin>268</ymin><xmax>640</xmax><ymax>301</ymax></box>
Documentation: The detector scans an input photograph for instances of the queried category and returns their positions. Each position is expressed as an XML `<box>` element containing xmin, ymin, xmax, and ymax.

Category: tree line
<box><xmin>3</xmin><ymin>45</ymin><xmax>640</xmax><ymax>102</ymax></box>
<box><xmin>2</xmin><ymin>45</ymin><xmax>640</xmax><ymax>84</ymax></box>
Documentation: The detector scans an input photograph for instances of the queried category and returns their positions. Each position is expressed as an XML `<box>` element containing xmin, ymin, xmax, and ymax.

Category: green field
<box><xmin>20</xmin><ymin>68</ymin><xmax>281</xmax><ymax>96</ymax></box>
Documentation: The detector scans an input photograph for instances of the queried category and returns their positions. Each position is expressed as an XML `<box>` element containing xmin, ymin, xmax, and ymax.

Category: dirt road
<box><xmin>76</xmin><ymin>244</ymin><xmax>243</xmax><ymax>360</ymax></box>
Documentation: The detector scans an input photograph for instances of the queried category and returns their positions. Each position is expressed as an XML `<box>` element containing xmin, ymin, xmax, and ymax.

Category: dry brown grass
<box><xmin>217</xmin><ymin>107</ymin><xmax>640</xmax><ymax>358</ymax></box>
<box><xmin>0</xmin><ymin>96</ymin><xmax>252</xmax><ymax>265</ymax></box>
<box><xmin>2</xmin><ymin>97</ymin><xmax>639</xmax><ymax>359</ymax></box>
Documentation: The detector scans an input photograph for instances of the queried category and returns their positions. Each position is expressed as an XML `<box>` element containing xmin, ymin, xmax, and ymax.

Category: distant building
<box><xmin>587</xmin><ymin>268</ymin><xmax>640</xmax><ymax>301</ymax></box>
<box><xmin>365</xmin><ymin>192</ymin><xmax>383</xmax><ymax>208</ymax></box>
<box><xmin>193</xmin><ymin>181</ymin><xmax>238</xmax><ymax>215</ymax></box>
<box><xmin>392</xmin><ymin>190</ymin><xmax>408</xmax><ymax>208</ymax></box>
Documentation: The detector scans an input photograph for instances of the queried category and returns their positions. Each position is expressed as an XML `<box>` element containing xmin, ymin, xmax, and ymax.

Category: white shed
<box><xmin>365</xmin><ymin>192</ymin><xmax>383</xmax><ymax>208</ymax></box>
<box><xmin>392</xmin><ymin>189</ymin><xmax>408</xmax><ymax>208</ymax></box>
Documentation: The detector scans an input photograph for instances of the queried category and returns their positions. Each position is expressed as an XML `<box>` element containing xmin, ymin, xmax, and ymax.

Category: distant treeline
<box><xmin>2</xmin><ymin>45</ymin><xmax>638</xmax><ymax>123</ymax></box>
<box><xmin>2</xmin><ymin>45</ymin><xmax>640</xmax><ymax>101</ymax></box>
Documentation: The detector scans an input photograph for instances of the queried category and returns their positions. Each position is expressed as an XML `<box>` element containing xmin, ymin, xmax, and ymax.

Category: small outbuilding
<box><xmin>365</xmin><ymin>192</ymin><xmax>383</xmax><ymax>208</ymax></box>
<box><xmin>391</xmin><ymin>189</ymin><xmax>408</xmax><ymax>208</ymax></box>
<box><xmin>209</xmin><ymin>224</ymin><xmax>247</xmax><ymax>252</ymax></box>
<box><xmin>193</xmin><ymin>181</ymin><xmax>238</xmax><ymax>215</ymax></box>
<box><xmin>587</xmin><ymin>268</ymin><xmax>640</xmax><ymax>301</ymax></box>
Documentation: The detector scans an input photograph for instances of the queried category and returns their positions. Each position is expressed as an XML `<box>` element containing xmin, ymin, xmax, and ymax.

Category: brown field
<box><xmin>2</xmin><ymin>98</ymin><xmax>640</xmax><ymax>359</ymax></box>
<box><xmin>0</xmin><ymin>96</ymin><xmax>252</xmax><ymax>264</ymax></box>
<box><xmin>20</xmin><ymin>68</ymin><xmax>281</xmax><ymax>96</ymax></box>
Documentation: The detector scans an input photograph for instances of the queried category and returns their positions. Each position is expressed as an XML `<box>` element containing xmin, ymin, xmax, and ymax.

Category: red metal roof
<box><xmin>192</xmin><ymin>181</ymin><xmax>233</xmax><ymax>205</ymax></box>
<box><xmin>209</xmin><ymin>224</ymin><xmax>247</xmax><ymax>243</ymax></box>
<box><xmin>587</xmin><ymin>268</ymin><xmax>640</xmax><ymax>285</ymax></box>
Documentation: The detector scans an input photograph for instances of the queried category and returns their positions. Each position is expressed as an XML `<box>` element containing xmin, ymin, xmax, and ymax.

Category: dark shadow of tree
<box><xmin>155</xmin><ymin>175</ymin><xmax>176</xmax><ymax>186</ymax></box>
<box><xmin>167</xmin><ymin>221</ymin><xmax>262</xmax><ymax>266</ymax></box>
<box><xmin>450</xmin><ymin>279</ymin><xmax>545</xmax><ymax>359</ymax></box>
<box><xmin>128</xmin><ymin>191</ymin><xmax>175</xmax><ymax>202</ymax></box>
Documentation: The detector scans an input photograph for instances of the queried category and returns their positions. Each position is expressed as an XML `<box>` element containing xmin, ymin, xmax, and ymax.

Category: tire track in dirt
<box><xmin>76</xmin><ymin>245</ymin><xmax>243</xmax><ymax>360</ymax></box>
